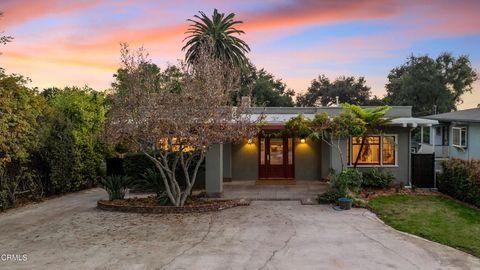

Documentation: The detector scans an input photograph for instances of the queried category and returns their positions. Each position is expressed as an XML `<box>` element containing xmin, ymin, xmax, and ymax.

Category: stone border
<box><xmin>97</xmin><ymin>199</ymin><xmax>250</xmax><ymax>214</ymax></box>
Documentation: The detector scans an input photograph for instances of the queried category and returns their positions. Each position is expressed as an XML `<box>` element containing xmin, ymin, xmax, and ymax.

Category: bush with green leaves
<box><xmin>438</xmin><ymin>158</ymin><xmax>480</xmax><ymax>207</ymax></box>
<box><xmin>41</xmin><ymin>87</ymin><xmax>108</xmax><ymax>195</ymax></box>
<box><xmin>99</xmin><ymin>175</ymin><xmax>132</xmax><ymax>200</ymax></box>
<box><xmin>318</xmin><ymin>169</ymin><xmax>363</xmax><ymax>203</ymax></box>
<box><xmin>362</xmin><ymin>168</ymin><xmax>395</xmax><ymax>188</ymax></box>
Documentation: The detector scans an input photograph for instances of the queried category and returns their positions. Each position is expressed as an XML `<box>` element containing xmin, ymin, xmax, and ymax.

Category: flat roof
<box><xmin>248</xmin><ymin>106</ymin><xmax>412</xmax><ymax>118</ymax></box>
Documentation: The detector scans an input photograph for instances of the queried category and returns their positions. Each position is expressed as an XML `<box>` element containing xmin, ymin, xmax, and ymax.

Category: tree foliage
<box><xmin>183</xmin><ymin>9</ymin><xmax>250</xmax><ymax>67</ymax></box>
<box><xmin>297</xmin><ymin>75</ymin><xmax>372</xmax><ymax>107</ymax></box>
<box><xmin>0</xmin><ymin>69</ymin><xmax>45</xmax><ymax>207</ymax></box>
<box><xmin>106</xmin><ymin>43</ymin><xmax>259</xmax><ymax>206</ymax></box>
<box><xmin>41</xmin><ymin>87</ymin><xmax>108</xmax><ymax>194</ymax></box>
<box><xmin>112</xmin><ymin>61</ymin><xmax>183</xmax><ymax>94</ymax></box>
<box><xmin>234</xmin><ymin>62</ymin><xmax>294</xmax><ymax>106</ymax></box>
<box><xmin>285</xmin><ymin>110</ymin><xmax>366</xmax><ymax>169</ymax></box>
<box><xmin>341</xmin><ymin>104</ymin><xmax>391</xmax><ymax>168</ymax></box>
<box><xmin>385</xmin><ymin>53</ymin><xmax>478</xmax><ymax>116</ymax></box>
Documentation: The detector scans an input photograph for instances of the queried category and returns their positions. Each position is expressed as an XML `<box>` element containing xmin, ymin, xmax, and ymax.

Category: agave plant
<box><xmin>99</xmin><ymin>175</ymin><xmax>132</xmax><ymax>200</ymax></box>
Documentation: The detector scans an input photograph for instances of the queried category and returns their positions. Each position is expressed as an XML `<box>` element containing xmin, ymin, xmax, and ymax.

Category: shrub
<box><xmin>318</xmin><ymin>169</ymin><xmax>363</xmax><ymax>203</ymax></box>
<box><xmin>123</xmin><ymin>153</ymin><xmax>156</xmax><ymax>180</ymax></box>
<box><xmin>99</xmin><ymin>175</ymin><xmax>132</xmax><ymax>200</ymax></box>
<box><xmin>438</xmin><ymin>158</ymin><xmax>480</xmax><ymax>207</ymax></box>
<box><xmin>338</xmin><ymin>169</ymin><xmax>363</xmax><ymax>193</ymax></box>
<box><xmin>362</xmin><ymin>168</ymin><xmax>395</xmax><ymax>188</ymax></box>
<box><xmin>134</xmin><ymin>169</ymin><xmax>170</xmax><ymax>205</ymax></box>
<box><xmin>123</xmin><ymin>152</ymin><xmax>206</xmax><ymax>189</ymax></box>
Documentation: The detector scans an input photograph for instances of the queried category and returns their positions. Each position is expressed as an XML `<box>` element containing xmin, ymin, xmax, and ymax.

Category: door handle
<box><xmin>267</xmin><ymin>154</ymin><xmax>270</xmax><ymax>161</ymax></box>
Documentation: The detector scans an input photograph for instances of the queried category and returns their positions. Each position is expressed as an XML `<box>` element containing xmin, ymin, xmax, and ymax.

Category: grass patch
<box><xmin>369</xmin><ymin>195</ymin><xmax>480</xmax><ymax>257</ymax></box>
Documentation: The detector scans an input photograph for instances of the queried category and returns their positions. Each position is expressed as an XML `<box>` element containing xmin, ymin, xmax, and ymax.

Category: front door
<box><xmin>259</xmin><ymin>136</ymin><xmax>294</xmax><ymax>179</ymax></box>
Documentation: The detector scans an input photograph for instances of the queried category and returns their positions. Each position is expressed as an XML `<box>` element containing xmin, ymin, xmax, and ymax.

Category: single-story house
<box><xmin>204</xmin><ymin>106</ymin><xmax>438</xmax><ymax>196</ymax></box>
<box><xmin>421</xmin><ymin>108</ymin><xmax>480</xmax><ymax>170</ymax></box>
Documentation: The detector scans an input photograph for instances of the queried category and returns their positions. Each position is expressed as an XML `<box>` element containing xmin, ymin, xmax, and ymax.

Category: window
<box><xmin>348</xmin><ymin>134</ymin><xmax>397</xmax><ymax>166</ymax></box>
<box><xmin>288</xmin><ymin>138</ymin><xmax>293</xmax><ymax>165</ymax></box>
<box><xmin>382</xmin><ymin>136</ymin><xmax>396</xmax><ymax>165</ymax></box>
<box><xmin>351</xmin><ymin>136</ymin><xmax>381</xmax><ymax>165</ymax></box>
<box><xmin>452</xmin><ymin>127</ymin><xmax>467</xmax><ymax>148</ymax></box>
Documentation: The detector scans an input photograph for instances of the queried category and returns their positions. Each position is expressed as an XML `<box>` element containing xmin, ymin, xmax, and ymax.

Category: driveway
<box><xmin>1</xmin><ymin>188</ymin><xmax>479</xmax><ymax>270</ymax></box>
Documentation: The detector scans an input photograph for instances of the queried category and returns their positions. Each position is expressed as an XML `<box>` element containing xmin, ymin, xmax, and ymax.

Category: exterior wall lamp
<box><xmin>300</xmin><ymin>138</ymin><xmax>306</xmax><ymax>144</ymax></box>
<box><xmin>247</xmin><ymin>138</ymin><xmax>253</xmax><ymax>144</ymax></box>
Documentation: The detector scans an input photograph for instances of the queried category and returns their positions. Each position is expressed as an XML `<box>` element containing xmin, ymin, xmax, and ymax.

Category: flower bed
<box><xmin>97</xmin><ymin>196</ymin><xmax>249</xmax><ymax>214</ymax></box>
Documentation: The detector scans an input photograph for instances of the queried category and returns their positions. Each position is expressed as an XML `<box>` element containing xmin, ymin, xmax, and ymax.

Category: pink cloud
<box><xmin>0</xmin><ymin>0</ymin><xmax>103</xmax><ymax>28</ymax></box>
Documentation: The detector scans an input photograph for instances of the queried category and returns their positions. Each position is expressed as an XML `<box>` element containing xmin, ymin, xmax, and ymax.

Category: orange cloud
<box><xmin>0</xmin><ymin>0</ymin><xmax>102</xmax><ymax>28</ymax></box>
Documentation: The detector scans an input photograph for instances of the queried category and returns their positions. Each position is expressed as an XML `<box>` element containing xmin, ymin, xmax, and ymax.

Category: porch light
<box><xmin>300</xmin><ymin>138</ymin><xmax>306</xmax><ymax>143</ymax></box>
<box><xmin>247</xmin><ymin>138</ymin><xmax>253</xmax><ymax>144</ymax></box>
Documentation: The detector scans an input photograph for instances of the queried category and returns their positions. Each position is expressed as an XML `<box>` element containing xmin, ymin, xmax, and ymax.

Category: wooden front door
<box><xmin>259</xmin><ymin>136</ymin><xmax>294</xmax><ymax>179</ymax></box>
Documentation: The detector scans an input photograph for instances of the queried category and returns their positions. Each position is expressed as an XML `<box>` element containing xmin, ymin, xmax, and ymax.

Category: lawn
<box><xmin>368</xmin><ymin>195</ymin><xmax>480</xmax><ymax>257</ymax></box>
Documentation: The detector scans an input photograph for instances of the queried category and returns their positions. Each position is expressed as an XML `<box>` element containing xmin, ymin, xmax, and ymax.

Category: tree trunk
<box><xmin>353</xmin><ymin>134</ymin><xmax>367</xmax><ymax>169</ymax></box>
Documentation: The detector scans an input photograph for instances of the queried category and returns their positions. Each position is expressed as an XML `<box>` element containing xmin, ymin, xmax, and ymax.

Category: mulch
<box><xmin>357</xmin><ymin>187</ymin><xmax>438</xmax><ymax>201</ymax></box>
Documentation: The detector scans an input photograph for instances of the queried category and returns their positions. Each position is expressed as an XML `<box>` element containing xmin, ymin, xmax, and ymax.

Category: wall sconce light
<box><xmin>247</xmin><ymin>138</ymin><xmax>253</xmax><ymax>144</ymax></box>
<box><xmin>300</xmin><ymin>138</ymin><xmax>306</xmax><ymax>143</ymax></box>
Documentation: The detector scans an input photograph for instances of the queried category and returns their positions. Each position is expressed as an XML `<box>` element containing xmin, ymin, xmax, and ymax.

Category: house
<box><xmin>422</xmin><ymin>108</ymin><xmax>480</xmax><ymax>170</ymax></box>
<box><xmin>204</xmin><ymin>106</ymin><xmax>438</xmax><ymax>196</ymax></box>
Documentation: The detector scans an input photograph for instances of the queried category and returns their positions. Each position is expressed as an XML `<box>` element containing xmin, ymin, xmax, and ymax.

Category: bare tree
<box><xmin>105</xmin><ymin>43</ymin><xmax>260</xmax><ymax>206</ymax></box>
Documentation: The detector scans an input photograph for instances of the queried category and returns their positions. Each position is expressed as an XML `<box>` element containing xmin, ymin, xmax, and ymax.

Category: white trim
<box><xmin>452</xmin><ymin>126</ymin><xmax>467</xmax><ymax>148</ymax></box>
<box><xmin>347</xmin><ymin>134</ymin><xmax>398</xmax><ymax>167</ymax></box>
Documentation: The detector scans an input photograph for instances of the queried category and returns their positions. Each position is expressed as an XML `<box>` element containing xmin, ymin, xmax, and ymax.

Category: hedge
<box><xmin>107</xmin><ymin>152</ymin><xmax>206</xmax><ymax>189</ymax></box>
<box><xmin>438</xmin><ymin>158</ymin><xmax>480</xmax><ymax>207</ymax></box>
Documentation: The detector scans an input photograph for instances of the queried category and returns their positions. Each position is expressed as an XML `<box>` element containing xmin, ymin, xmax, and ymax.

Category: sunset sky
<box><xmin>1</xmin><ymin>0</ymin><xmax>479</xmax><ymax>108</ymax></box>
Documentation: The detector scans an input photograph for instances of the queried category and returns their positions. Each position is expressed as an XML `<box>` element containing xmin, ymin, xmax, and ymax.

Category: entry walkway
<box><xmin>222</xmin><ymin>180</ymin><xmax>328</xmax><ymax>202</ymax></box>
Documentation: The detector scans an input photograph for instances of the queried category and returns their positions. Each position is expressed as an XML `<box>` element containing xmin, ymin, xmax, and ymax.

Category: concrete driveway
<box><xmin>1</xmin><ymin>188</ymin><xmax>479</xmax><ymax>270</ymax></box>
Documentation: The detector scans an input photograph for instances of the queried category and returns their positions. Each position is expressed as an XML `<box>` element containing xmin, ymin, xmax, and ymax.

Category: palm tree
<box><xmin>183</xmin><ymin>9</ymin><xmax>250</xmax><ymax>67</ymax></box>
<box><xmin>342</xmin><ymin>104</ymin><xmax>391</xmax><ymax>168</ymax></box>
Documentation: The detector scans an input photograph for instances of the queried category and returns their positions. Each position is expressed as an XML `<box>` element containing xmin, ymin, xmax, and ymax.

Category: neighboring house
<box><xmin>422</xmin><ymin>108</ymin><xmax>480</xmax><ymax>169</ymax></box>
<box><xmin>204</xmin><ymin>106</ymin><xmax>437</xmax><ymax>196</ymax></box>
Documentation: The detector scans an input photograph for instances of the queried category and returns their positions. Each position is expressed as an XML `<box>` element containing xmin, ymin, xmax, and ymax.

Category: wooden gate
<box><xmin>411</xmin><ymin>154</ymin><xmax>435</xmax><ymax>188</ymax></box>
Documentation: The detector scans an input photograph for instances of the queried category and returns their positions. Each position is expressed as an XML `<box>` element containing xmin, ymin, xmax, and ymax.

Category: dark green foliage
<box><xmin>384</xmin><ymin>53</ymin><xmax>478</xmax><ymax>116</ymax></box>
<box><xmin>318</xmin><ymin>169</ymin><xmax>363</xmax><ymax>203</ymax></box>
<box><xmin>134</xmin><ymin>169</ymin><xmax>169</xmax><ymax>205</ymax></box>
<box><xmin>183</xmin><ymin>9</ymin><xmax>250</xmax><ymax>67</ymax></box>
<box><xmin>123</xmin><ymin>152</ymin><xmax>206</xmax><ymax>189</ymax></box>
<box><xmin>337</xmin><ymin>169</ymin><xmax>363</xmax><ymax>193</ymax></box>
<box><xmin>100</xmin><ymin>175</ymin><xmax>132</xmax><ymax>200</ymax></box>
<box><xmin>438</xmin><ymin>159</ymin><xmax>480</xmax><ymax>207</ymax></box>
<box><xmin>123</xmin><ymin>153</ymin><xmax>156</xmax><ymax>180</ymax></box>
<box><xmin>317</xmin><ymin>189</ymin><xmax>347</xmax><ymax>203</ymax></box>
<box><xmin>112</xmin><ymin>63</ymin><xmax>183</xmax><ymax>94</ymax></box>
<box><xmin>362</xmin><ymin>168</ymin><xmax>396</xmax><ymax>188</ymax></box>
<box><xmin>297</xmin><ymin>75</ymin><xmax>373</xmax><ymax>106</ymax></box>
<box><xmin>234</xmin><ymin>63</ymin><xmax>294</xmax><ymax>107</ymax></box>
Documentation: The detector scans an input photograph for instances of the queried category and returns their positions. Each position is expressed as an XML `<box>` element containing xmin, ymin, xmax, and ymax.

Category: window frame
<box><xmin>452</xmin><ymin>126</ymin><xmax>467</xmax><ymax>148</ymax></box>
<box><xmin>347</xmin><ymin>134</ymin><xmax>398</xmax><ymax>167</ymax></box>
